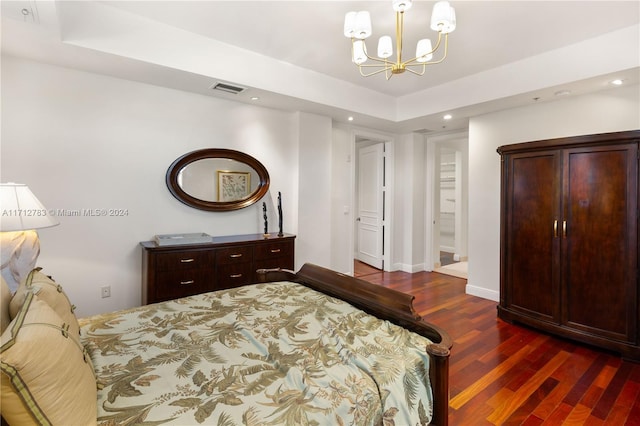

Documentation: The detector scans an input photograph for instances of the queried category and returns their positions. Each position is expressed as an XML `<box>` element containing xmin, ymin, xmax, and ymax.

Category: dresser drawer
<box><xmin>217</xmin><ymin>262</ymin><xmax>253</xmax><ymax>289</ymax></box>
<box><xmin>155</xmin><ymin>250</ymin><xmax>211</xmax><ymax>271</ymax></box>
<box><xmin>254</xmin><ymin>257</ymin><xmax>295</xmax><ymax>272</ymax></box>
<box><xmin>216</xmin><ymin>246</ymin><xmax>253</xmax><ymax>265</ymax></box>
<box><xmin>154</xmin><ymin>269</ymin><xmax>212</xmax><ymax>301</ymax></box>
<box><xmin>255</xmin><ymin>241</ymin><xmax>293</xmax><ymax>260</ymax></box>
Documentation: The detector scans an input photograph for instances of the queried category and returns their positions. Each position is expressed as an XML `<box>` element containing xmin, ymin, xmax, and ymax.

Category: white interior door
<box><xmin>356</xmin><ymin>143</ymin><xmax>384</xmax><ymax>269</ymax></box>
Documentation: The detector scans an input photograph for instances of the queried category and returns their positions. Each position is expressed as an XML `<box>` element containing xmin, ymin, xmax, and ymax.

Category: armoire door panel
<box><xmin>563</xmin><ymin>144</ymin><xmax>638</xmax><ymax>342</ymax></box>
<box><xmin>506</xmin><ymin>151</ymin><xmax>561</xmax><ymax>321</ymax></box>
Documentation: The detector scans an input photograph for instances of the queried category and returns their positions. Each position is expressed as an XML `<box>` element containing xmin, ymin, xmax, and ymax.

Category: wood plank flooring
<box><xmin>354</xmin><ymin>261</ymin><xmax>640</xmax><ymax>425</ymax></box>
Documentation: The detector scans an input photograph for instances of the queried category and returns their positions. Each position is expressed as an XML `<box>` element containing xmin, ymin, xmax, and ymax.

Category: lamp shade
<box><xmin>431</xmin><ymin>1</ymin><xmax>456</xmax><ymax>34</ymax></box>
<box><xmin>416</xmin><ymin>38</ymin><xmax>434</xmax><ymax>62</ymax></box>
<box><xmin>344</xmin><ymin>11</ymin><xmax>357</xmax><ymax>38</ymax></box>
<box><xmin>377</xmin><ymin>36</ymin><xmax>393</xmax><ymax>58</ymax></box>
<box><xmin>354</xmin><ymin>11</ymin><xmax>372</xmax><ymax>39</ymax></box>
<box><xmin>0</xmin><ymin>183</ymin><xmax>58</xmax><ymax>232</ymax></box>
<box><xmin>352</xmin><ymin>39</ymin><xmax>368</xmax><ymax>64</ymax></box>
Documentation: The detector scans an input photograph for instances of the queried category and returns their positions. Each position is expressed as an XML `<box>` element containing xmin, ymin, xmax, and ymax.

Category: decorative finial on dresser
<box><xmin>277</xmin><ymin>192</ymin><xmax>283</xmax><ymax>237</ymax></box>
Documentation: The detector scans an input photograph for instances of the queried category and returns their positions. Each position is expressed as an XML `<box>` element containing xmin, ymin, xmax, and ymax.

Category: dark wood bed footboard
<box><xmin>427</xmin><ymin>343</ymin><xmax>451</xmax><ymax>426</ymax></box>
<box><xmin>257</xmin><ymin>263</ymin><xmax>452</xmax><ymax>426</ymax></box>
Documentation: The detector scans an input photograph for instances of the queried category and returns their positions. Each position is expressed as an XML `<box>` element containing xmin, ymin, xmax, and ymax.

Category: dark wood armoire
<box><xmin>497</xmin><ymin>130</ymin><xmax>640</xmax><ymax>361</ymax></box>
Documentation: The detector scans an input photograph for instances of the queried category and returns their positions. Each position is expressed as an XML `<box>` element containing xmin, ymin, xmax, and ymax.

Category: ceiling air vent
<box><xmin>210</xmin><ymin>82</ymin><xmax>246</xmax><ymax>95</ymax></box>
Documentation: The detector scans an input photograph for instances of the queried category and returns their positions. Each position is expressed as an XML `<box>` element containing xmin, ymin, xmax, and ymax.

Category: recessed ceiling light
<box><xmin>554</xmin><ymin>90</ymin><xmax>571</xmax><ymax>97</ymax></box>
<box><xmin>610</xmin><ymin>79</ymin><xmax>624</xmax><ymax>86</ymax></box>
<box><xmin>250</xmin><ymin>96</ymin><xmax>260</xmax><ymax>101</ymax></box>
<box><xmin>443</xmin><ymin>114</ymin><xmax>452</xmax><ymax>120</ymax></box>
<box><xmin>348</xmin><ymin>116</ymin><xmax>354</xmax><ymax>121</ymax></box>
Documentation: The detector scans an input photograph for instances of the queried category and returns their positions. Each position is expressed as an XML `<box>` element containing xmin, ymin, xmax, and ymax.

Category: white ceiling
<box><xmin>2</xmin><ymin>0</ymin><xmax>639</xmax><ymax>134</ymax></box>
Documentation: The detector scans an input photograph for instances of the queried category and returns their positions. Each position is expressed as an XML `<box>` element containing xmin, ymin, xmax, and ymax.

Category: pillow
<box><xmin>0</xmin><ymin>291</ymin><xmax>97</xmax><ymax>425</ymax></box>
<box><xmin>1</xmin><ymin>276</ymin><xmax>11</xmax><ymax>334</ymax></box>
<box><xmin>9</xmin><ymin>268</ymin><xmax>79</xmax><ymax>337</ymax></box>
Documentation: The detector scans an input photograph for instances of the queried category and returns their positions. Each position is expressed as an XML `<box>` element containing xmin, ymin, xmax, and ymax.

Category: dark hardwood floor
<box><xmin>354</xmin><ymin>261</ymin><xmax>640</xmax><ymax>425</ymax></box>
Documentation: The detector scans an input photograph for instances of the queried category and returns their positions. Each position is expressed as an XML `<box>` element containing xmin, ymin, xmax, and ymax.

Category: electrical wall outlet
<box><xmin>101</xmin><ymin>286</ymin><xmax>111</xmax><ymax>298</ymax></box>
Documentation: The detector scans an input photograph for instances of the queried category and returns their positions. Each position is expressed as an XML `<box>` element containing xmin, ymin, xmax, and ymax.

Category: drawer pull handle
<box><xmin>229</xmin><ymin>254</ymin><xmax>243</xmax><ymax>258</ymax></box>
<box><xmin>230</xmin><ymin>274</ymin><xmax>243</xmax><ymax>278</ymax></box>
<box><xmin>270</xmin><ymin>249</ymin><xmax>281</xmax><ymax>253</ymax></box>
<box><xmin>180</xmin><ymin>258</ymin><xmax>195</xmax><ymax>263</ymax></box>
<box><xmin>180</xmin><ymin>280</ymin><xmax>194</xmax><ymax>285</ymax></box>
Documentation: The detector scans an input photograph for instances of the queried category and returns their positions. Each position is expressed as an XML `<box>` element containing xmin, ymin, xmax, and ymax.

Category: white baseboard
<box><xmin>465</xmin><ymin>283</ymin><xmax>499</xmax><ymax>302</ymax></box>
<box><xmin>392</xmin><ymin>262</ymin><xmax>425</xmax><ymax>273</ymax></box>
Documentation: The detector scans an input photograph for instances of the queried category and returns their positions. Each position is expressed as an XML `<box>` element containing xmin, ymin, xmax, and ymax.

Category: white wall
<box><xmin>392</xmin><ymin>133</ymin><xmax>426</xmax><ymax>272</ymax></box>
<box><xmin>296</xmin><ymin>112</ymin><xmax>333</xmax><ymax>270</ymax></box>
<box><xmin>0</xmin><ymin>56</ymin><xmax>333</xmax><ymax>316</ymax></box>
<box><xmin>467</xmin><ymin>84</ymin><xmax>640</xmax><ymax>301</ymax></box>
<box><xmin>330</xmin><ymin>126</ymin><xmax>353</xmax><ymax>275</ymax></box>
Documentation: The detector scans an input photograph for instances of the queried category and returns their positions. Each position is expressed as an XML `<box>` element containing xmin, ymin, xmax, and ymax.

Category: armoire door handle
<box><xmin>553</xmin><ymin>220</ymin><xmax>558</xmax><ymax>238</ymax></box>
<box><xmin>563</xmin><ymin>220</ymin><xmax>567</xmax><ymax>238</ymax></box>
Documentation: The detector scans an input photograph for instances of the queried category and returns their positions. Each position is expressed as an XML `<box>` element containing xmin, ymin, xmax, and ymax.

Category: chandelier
<box><xmin>343</xmin><ymin>0</ymin><xmax>456</xmax><ymax>79</ymax></box>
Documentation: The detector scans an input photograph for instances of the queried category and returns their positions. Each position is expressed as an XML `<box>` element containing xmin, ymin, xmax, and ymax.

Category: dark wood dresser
<box><xmin>497</xmin><ymin>130</ymin><xmax>640</xmax><ymax>360</ymax></box>
<box><xmin>141</xmin><ymin>233</ymin><xmax>295</xmax><ymax>304</ymax></box>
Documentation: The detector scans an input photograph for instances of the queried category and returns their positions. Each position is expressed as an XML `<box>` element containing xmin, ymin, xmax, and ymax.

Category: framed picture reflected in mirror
<box><xmin>217</xmin><ymin>171</ymin><xmax>251</xmax><ymax>202</ymax></box>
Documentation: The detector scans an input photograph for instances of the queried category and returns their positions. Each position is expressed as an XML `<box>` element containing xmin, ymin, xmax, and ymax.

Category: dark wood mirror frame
<box><xmin>166</xmin><ymin>148</ymin><xmax>270</xmax><ymax>212</ymax></box>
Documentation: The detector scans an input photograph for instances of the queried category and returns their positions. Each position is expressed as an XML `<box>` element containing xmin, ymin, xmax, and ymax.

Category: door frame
<box><xmin>349</xmin><ymin>129</ymin><xmax>394</xmax><ymax>273</ymax></box>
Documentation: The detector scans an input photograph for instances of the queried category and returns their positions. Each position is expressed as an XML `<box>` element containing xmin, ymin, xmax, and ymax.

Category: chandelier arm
<box><xmin>358</xmin><ymin>65</ymin><xmax>394</xmax><ymax>78</ymax></box>
<box><xmin>385</xmin><ymin>67</ymin><xmax>394</xmax><ymax>80</ymax></box>
<box><xmin>405</xmin><ymin>65</ymin><xmax>427</xmax><ymax>76</ymax></box>
<box><xmin>350</xmin><ymin>39</ymin><xmax>355</xmax><ymax>63</ymax></box>
<box><xmin>358</xmin><ymin>63</ymin><xmax>394</xmax><ymax>68</ymax></box>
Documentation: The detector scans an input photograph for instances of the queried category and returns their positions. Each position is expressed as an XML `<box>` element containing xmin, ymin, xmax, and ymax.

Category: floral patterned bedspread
<box><xmin>80</xmin><ymin>281</ymin><xmax>434</xmax><ymax>425</ymax></box>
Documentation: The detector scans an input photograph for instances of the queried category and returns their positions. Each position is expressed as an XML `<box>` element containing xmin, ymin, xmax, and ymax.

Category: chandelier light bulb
<box><xmin>378</xmin><ymin>36</ymin><xmax>393</xmax><ymax>59</ymax></box>
<box><xmin>392</xmin><ymin>0</ymin><xmax>413</xmax><ymax>13</ymax></box>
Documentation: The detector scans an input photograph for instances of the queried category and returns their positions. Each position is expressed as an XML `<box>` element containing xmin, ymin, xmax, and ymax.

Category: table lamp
<box><xmin>0</xmin><ymin>183</ymin><xmax>59</xmax><ymax>292</ymax></box>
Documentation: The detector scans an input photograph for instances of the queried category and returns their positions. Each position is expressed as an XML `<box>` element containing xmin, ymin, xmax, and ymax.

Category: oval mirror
<box><xmin>166</xmin><ymin>149</ymin><xmax>270</xmax><ymax>211</ymax></box>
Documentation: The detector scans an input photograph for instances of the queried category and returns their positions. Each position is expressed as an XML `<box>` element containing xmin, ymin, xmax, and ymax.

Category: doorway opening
<box><xmin>438</xmin><ymin>147</ymin><xmax>457</xmax><ymax>266</ymax></box>
<box><xmin>428</xmin><ymin>133</ymin><xmax>468</xmax><ymax>279</ymax></box>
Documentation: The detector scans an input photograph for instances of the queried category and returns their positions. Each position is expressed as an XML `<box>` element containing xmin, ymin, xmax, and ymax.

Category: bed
<box><xmin>1</xmin><ymin>263</ymin><xmax>451</xmax><ymax>426</ymax></box>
